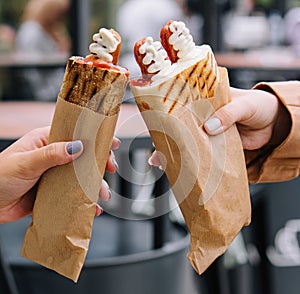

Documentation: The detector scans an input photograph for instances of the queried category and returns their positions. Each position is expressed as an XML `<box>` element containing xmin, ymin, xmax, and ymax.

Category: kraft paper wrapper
<box><xmin>20</xmin><ymin>97</ymin><xmax>118</xmax><ymax>282</ymax></box>
<box><xmin>131</xmin><ymin>68</ymin><xmax>251</xmax><ymax>274</ymax></box>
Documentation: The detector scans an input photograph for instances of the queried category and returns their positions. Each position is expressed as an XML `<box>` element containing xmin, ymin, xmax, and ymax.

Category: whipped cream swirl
<box><xmin>89</xmin><ymin>28</ymin><xmax>119</xmax><ymax>62</ymax></box>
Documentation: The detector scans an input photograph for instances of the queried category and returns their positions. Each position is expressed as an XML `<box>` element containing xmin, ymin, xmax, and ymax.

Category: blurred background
<box><xmin>0</xmin><ymin>0</ymin><xmax>300</xmax><ymax>294</ymax></box>
<box><xmin>0</xmin><ymin>0</ymin><xmax>299</xmax><ymax>100</ymax></box>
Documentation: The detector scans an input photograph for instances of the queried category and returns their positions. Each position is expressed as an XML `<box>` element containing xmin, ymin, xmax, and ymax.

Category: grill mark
<box><xmin>69</xmin><ymin>59</ymin><xmax>77</xmax><ymax>71</ymax></box>
<box><xmin>168</xmin><ymin>100</ymin><xmax>177</xmax><ymax>113</ymax></box>
<box><xmin>158</xmin><ymin>82</ymin><xmax>164</xmax><ymax>92</ymax></box>
<box><xmin>187</xmin><ymin>64</ymin><xmax>197</xmax><ymax>81</ymax></box>
<box><xmin>168</xmin><ymin>64</ymin><xmax>198</xmax><ymax>111</ymax></box>
<box><xmin>102</xmin><ymin>70</ymin><xmax>108</xmax><ymax>80</ymax></box>
<box><xmin>182</xmin><ymin>95</ymin><xmax>189</xmax><ymax>106</ymax></box>
<box><xmin>76</xmin><ymin>75</ymin><xmax>87</xmax><ymax>104</ymax></box>
<box><xmin>199</xmin><ymin>59</ymin><xmax>208</xmax><ymax>79</ymax></box>
<box><xmin>179</xmin><ymin>81</ymin><xmax>187</xmax><ymax>97</ymax></box>
<box><xmin>201</xmin><ymin>69</ymin><xmax>213</xmax><ymax>97</ymax></box>
<box><xmin>96</xmin><ymin>93</ymin><xmax>108</xmax><ymax>113</ymax></box>
<box><xmin>163</xmin><ymin>76</ymin><xmax>178</xmax><ymax>103</ymax></box>
<box><xmin>198</xmin><ymin>57</ymin><xmax>215</xmax><ymax>97</ymax></box>
<box><xmin>82</xmin><ymin>70</ymin><xmax>93</xmax><ymax>100</ymax></box>
<box><xmin>91</xmin><ymin>86</ymin><xmax>98</xmax><ymax>98</ymax></box>
<box><xmin>208</xmin><ymin>76</ymin><xmax>217</xmax><ymax>93</ymax></box>
<box><xmin>203</xmin><ymin>68</ymin><xmax>212</xmax><ymax>80</ymax></box>
<box><xmin>111</xmin><ymin>72</ymin><xmax>121</xmax><ymax>84</ymax></box>
<box><xmin>85</xmin><ymin>84</ymin><xmax>98</xmax><ymax>111</ymax></box>
<box><xmin>65</xmin><ymin>72</ymin><xmax>79</xmax><ymax>101</ymax></box>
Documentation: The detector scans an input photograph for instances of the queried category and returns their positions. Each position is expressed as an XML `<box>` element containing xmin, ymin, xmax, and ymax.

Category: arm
<box><xmin>0</xmin><ymin>127</ymin><xmax>119</xmax><ymax>223</ymax></box>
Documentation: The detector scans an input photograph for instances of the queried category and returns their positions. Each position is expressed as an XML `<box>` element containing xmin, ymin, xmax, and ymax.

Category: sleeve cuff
<box><xmin>246</xmin><ymin>81</ymin><xmax>300</xmax><ymax>183</ymax></box>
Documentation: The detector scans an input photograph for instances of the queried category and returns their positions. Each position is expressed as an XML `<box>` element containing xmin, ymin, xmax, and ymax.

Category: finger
<box><xmin>6</xmin><ymin>126</ymin><xmax>51</xmax><ymax>153</ymax></box>
<box><xmin>23</xmin><ymin>140</ymin><xmax>83</xmax><ymax>176</ymax></box>
<box><xmin>95</xmin><ymin>204</ymin><xmax>104</xmax><ymax>217</ymax></box>
<box><xmin>0</xmin><ymin>190</ymin><xmax>36</xmax><ymax>223</ymax></box>
<box><xmin>111</xmin><ymin>137</ymin><xmax>121</xmax><ymax>150</ymax></box>
<box><xmin>148</xmin><ymin>150</ymin><xmax>163</xmax><ymax>169</ymax></box>
<box><xmin>204</xmin><ymin>99</ymin><xmax>249</xmax><ymax>135</ymax></box>
<box><xmin>99</xmin><ymin>180</ymin><xmax>111</xmax><ymax>202</ymax></box>
<box><xmin>105</xmin><ymin>151</ymin><xmax>119</xmax><ymax>173</ymax></box>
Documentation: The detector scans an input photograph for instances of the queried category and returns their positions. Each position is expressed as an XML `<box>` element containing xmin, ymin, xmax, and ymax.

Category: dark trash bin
<box><xmin>0</xmin><ymin>213</ymin><xmax>198</xmax><ymax>294</ymax></box>
<box><xmin>250</xmin><ymin>177</ymin><xmax>300</xmax><ymax>294</ymax></box>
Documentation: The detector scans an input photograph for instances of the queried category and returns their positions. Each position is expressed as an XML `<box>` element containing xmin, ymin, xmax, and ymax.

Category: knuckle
<box><xmin>43</xmin><ymin>144</ymin><xmax>60</xmax><ymax>163</ymax></box>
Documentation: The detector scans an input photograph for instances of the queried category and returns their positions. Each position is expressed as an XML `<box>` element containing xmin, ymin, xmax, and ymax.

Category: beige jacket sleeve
<box><xmin>245</xmin><ymin>80</ymin><xmax>300</xmax><ymax>184</ymax></box>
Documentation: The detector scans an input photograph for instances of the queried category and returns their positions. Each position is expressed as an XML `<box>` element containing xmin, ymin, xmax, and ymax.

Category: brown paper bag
<box><xmin>131</xmin><ymin>67</ymin><xmax>251</xmax><ymax>274</ymax></box>
<box><xmin>20</xmin><ymin>97</ymin><xmax>119</xmax><ymax>282</ymax></box>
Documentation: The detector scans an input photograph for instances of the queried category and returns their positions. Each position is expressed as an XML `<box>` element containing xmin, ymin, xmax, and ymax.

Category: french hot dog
<box><xmin>21</xmin><ymin>27</ymin><xmax>129</xmax><ymax>283</ymax></box>
<box><xmin>130</xmin><ymin>20</ymin><xmax>251</xmax><ymax>280</ymax></box>
<box><xmin>60</xmin><ymin>28</ymin><xmax>129</xmax><ymax>115</ymax></box>
<box><xmin>131</xmin><ymin>20</ymin><xmax>220</xmax><ymax>113</ymax></box>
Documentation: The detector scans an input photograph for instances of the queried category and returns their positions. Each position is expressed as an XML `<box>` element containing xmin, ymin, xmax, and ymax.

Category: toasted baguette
<box><xmin>59</xmin><ymin>56</ymin><xmax>128</xmax><ymax>115</ymax></box>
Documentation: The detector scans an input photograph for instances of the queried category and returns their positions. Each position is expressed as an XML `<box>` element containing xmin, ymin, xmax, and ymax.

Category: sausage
<box><xmin>110</xmin><ymin>29</ymin><xmax>121</xmax><ymax>65</ymax></box>
<box><xmin>134</xmin><ymin>38</ymin><xmax>151</xmax><ymax>76</ymax></box>
<box><xmin>134</xmin><ymin>37</ymin><xmax>172</xmax><ymax>80</ymax></box>
<box><xmin>160</xmin><ymin>20</ymin><xmax>178</xmax><ymax>63</ymax></box>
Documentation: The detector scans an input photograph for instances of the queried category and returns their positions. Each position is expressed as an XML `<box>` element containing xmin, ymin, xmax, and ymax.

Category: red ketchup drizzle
<box><xmin>130</xmin><ymin>78</ymin><xmax>152</xmax><ymax>87</ymax></box>
<box><xmin>80</xmin><ymin>55</ymin><xmax>129</xmax><ymax>78</ymax></box>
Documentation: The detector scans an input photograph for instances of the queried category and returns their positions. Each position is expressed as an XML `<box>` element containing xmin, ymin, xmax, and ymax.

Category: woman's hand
<box><xmin>204</xmin><ymin>87</ymin><xmax>290</xmax><ymax>150</ymax></box>
<box><xmin>149</xmin><ymin>87</ymin><xmax>291</xmax><ymax>167</ymax></box>
<box><xmin>0</xmin><ymin>126</ymin><xmax>120</xmax><ymax>223</ymax></box>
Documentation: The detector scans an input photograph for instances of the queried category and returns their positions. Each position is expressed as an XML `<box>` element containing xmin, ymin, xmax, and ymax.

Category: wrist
<box><xmin>268</xmin><ymin>99</ymin><xmax>292</xmax><ymax>147</ymax></box>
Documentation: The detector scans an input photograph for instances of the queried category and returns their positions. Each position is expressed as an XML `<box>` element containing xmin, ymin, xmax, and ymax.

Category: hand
<box><xmin>204</xmin><ymin>87</ymin><xmax>291</xmax><ymax>150</ymax></box>
<box><xmin>0</xmin><ymin>127</ymin><xmax>120</xmax><ymax>223</ymax></box>
<box><xmin>148</xmin><ymin>87</ymin><xmax>291</xmax><ymax>167</ymax></box>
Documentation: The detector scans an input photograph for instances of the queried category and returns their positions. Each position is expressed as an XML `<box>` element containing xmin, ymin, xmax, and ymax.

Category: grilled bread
<box><xmin>59</xmin><ymin>56</ymin><xmax>128</xmax><ymax>115</ymax></box>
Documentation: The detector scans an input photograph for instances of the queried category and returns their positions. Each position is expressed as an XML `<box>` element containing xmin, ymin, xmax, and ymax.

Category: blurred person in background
<box><xmin>0</xmin><ymin>24</ymin><xmax>16</xmax><ymax>52</ymax></box>
<box><xmin>116</xmin><ymin>0</ymin><xmax>183</xmax><ymax>77</ymax></box>
<box><xmin>15</xmin><ymin>0</ymin><xmax>70</xmax><ymax>101</ymax></box>
<box><xmin>116</xmin><ymin>0</ymin><xmax>202</xmax><ymax>78</ymax></box>
<box><xmin>285</xmin><ymin>6</ymin><xmax>300</xmax><ymax>56</ymax></box>
<box><xmin>223</xmin><ymin>0</ymin><xmax>271</xmax><ymax>50</ymax></box>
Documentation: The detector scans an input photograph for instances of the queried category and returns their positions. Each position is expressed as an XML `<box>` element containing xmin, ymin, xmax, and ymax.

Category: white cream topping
<box><xmin>139</xmin><ymin>37</ymin><xmax>172</xmax><ymax>79</ymax></box>
<box><xmin>138</xmin><ymin>21</ymin><xmax>217</xmax><ymax>84</ymax></box>
<box><xmin>89</xmin><ymin>28</ymin><xmax>119</xmax><ymax>62</ymax></box>
<box><xmin>169</xmin><ymin>21</ymin><xmax>196</xmax><ymax>60</ymax></box>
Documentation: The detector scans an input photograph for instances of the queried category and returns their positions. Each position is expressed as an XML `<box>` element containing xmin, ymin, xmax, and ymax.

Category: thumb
<box><xmin>204</xmin><ymin>100</ymin><xmax>244</xmax><ymax>135</ymax></box>
<box><xmin>25</xmin><ymin>140</ymin><xmax>83</xmax><ymax>175</ymax></box>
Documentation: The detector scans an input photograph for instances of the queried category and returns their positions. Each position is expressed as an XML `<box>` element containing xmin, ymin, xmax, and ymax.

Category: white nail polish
<box><xmin>148</xmin><ymin>157</ymin><xmax>153</xmax><ymax>166</ymax></box>
<box><xmin>205</xmin><ymin>118</ymin><xmax>221</xmax><ymax>132</ymax></box>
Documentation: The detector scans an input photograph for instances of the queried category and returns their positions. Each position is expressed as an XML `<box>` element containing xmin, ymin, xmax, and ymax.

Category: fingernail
<box><xmin>112</xmin><ymin>137</ymin><xmax>121</xmax><ymax>150</ymax></box>
<box><xmin>98</xmin><ymin>207</ymin><xmax>104</xmax><ymax>215</ymax></box>
<box><xmin>66</xmin><ymin>140</ymin><xmax>83</xmax><ymax>155</ymax></box>
<box><xmin>148</xmin><ymin>156</ymin><xmax>154</xmax><ymax>166</ymax></box>
<box><xmin>204</xmin><ymin>117</ymin><xmax>222</xmax><ymax>132</ymax></box>
<box><xmin>102</xmin><ymin>180</ymin><xmax>112</xmax><ymax>200</ymax></box>
<box><xmin>108</xmin><ymin>189</ymin><xmax>112</xmax><ymax>200</ymax></box>
<box><xmin>112</xmin><ymin>158</ymin><xmax>119</xmax><ymax>170</ymax></box>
